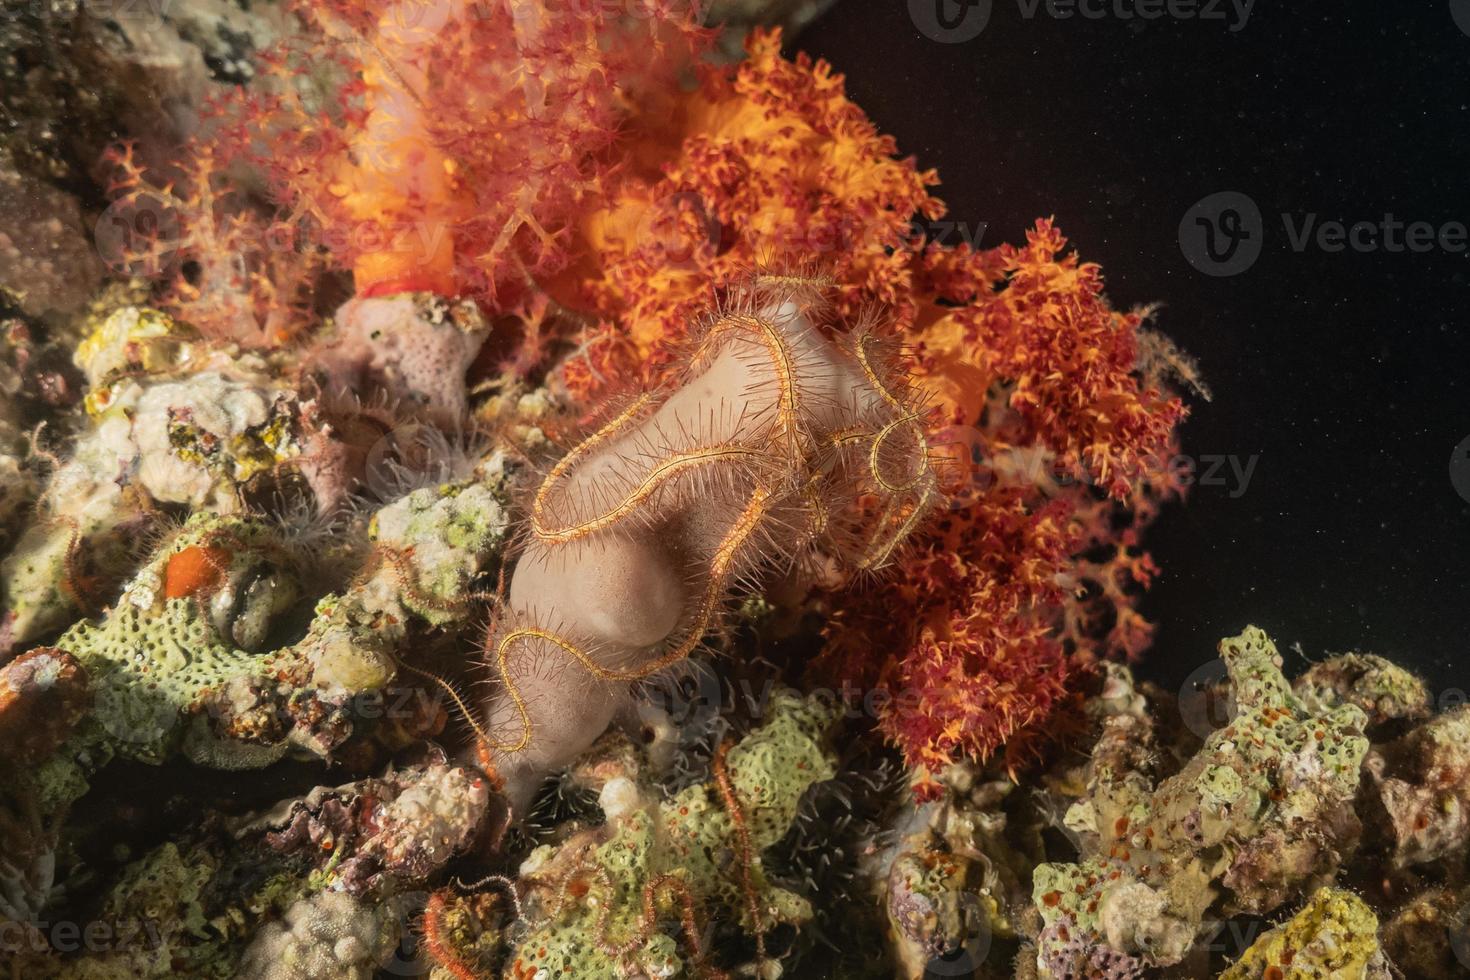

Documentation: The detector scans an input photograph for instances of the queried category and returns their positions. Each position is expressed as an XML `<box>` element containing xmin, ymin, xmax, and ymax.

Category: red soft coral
<box><xmin>99</xmin><ymin>142</ymin><xmax>325</xmax><ymax>348</ymax></box>
<box><xmin>553</xmin><ymin>30</ymin><xmax>1189</xmax><ymax>775</ymax></box>
<box><xmin>547</xmin><ymin>28</ymin><xmax>944</xmax><ymax>375</ymax></box>
<box><xmin>206</xmin><ymin>0</ymin><xmax>709</xmax><ymax>306</ymax></box>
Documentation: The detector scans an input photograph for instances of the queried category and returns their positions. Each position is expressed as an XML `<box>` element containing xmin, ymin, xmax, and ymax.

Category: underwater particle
<box><xmin>1219</xmin><ymin>887</ymin><xmax>1391</xmax><ymax>980</ymax></box>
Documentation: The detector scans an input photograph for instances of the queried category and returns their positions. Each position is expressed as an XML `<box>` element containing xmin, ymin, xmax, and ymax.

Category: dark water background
<box><xmin>798</xmin><ymin>0</ymin><xmax>1470</xmax><ymax>701</ymax></box>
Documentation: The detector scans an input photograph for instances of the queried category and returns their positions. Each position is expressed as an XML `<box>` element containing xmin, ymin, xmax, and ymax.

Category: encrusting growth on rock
<box><xmin>1032</xmin><ymin>626</ymin><xmax>1370</xmax><ymax>975</ymax></box>
<box><xmin>1220</xmin><ymin>887</ymin><xmax>1391</xmax><ymax>980</ymax></box>
<box><xmin>504</xmin><ymin>692</ymin><xmax>839</xmax><ymax>979</ymax></box>
<box><xmin>482</xmin><ymin>278</ymin><xmax>940</xmax><ymax>808</ymax></box>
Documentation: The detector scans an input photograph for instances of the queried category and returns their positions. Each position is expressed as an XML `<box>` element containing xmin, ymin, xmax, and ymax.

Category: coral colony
<box><xmin>0</xmin><ymin>2</ymin><xmax>1461</xmax><ymax>979</ymax></box>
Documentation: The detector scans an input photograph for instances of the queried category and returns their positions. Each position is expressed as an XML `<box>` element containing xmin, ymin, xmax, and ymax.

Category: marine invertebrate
<box><xmin>508</xmin><ymin>692</ymin><xmax>837</xmax><ymax>978</ymax></box>
<box><xmin>212</xmin><ymin>0</ymin><xmax>707</xmax><ymax>305</ymax></box>
<box><xmin>236</xmin><ymin>890</ymin><xmax>419</xmax><ymax>980</ymax></box>
<box><xmin>100</xmin><ymin>142</ymin><xmax>324</xmax><ymax>349</ymax></box>
<box><xmin>1220</xmin><ymin>888</ymin><xmax>1391</xmax><ymax>980</ymax></box>
<box><xmin>241</xmin><ymin>758</ymin><xmax>493</xmax><ymax>899</ymax></box>
<box><xmin>483</xmin><ymin>281</ymin><xmax>939</xmax><ymax>807</ymax></box>
<box><xmin>11</xmin><ymin>453</ymin><xmax>510</xmax><ymax>819</ymax></box>
<box><xmin>0</xmin><ymin>7</ymin><xmax>1258</xmax><ymax>978</ymax></box>
<box><xmin>1031</xmin><ymin>627</ymin><xmax>1369</xmax><ymax>973</ymax></box>
<box><xmin>0</xmin><ymin>306</ymin><xmax>313</xmax><ymax>650</ymax></box>
<box><xmin>552</xmin><ymin>28</ymin><xmax>1188</xmax><ymax>776</ymax></box>
<box><xmin>305</xmin><ymin>292</ymin><xmax>489</xmax><ymax>428</ymax></box>
<box><xmin>51</xmin><ymin>514</ymin><xmax>327</xmax><ymax>770</ymax></box>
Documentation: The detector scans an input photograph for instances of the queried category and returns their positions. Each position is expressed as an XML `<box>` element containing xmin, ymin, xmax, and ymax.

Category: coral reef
<box><xmin>16</xmin><ymin>756</ymin><xmax>491</xmax><ymax>979</ymax></box>
<box><xmin>0</xmin><ymin>305</ymin><xmax>310</xmax><ymax>649</ymax></box>
<box><xmin>1220</xmin><ymin>888</ymin><xmax>1391</xmax><ymax>980</ymax></box>
<box><xmin>470</xmin><ymin>692</ymin><xmax>838</xmax><ymax>979</ymax></box>
<box><xmin>1032</xmin><ymin>627</ymin><xmax>1369</xmax><ymax>972</ymax></box>
<box><xmin>549</xmin><ymin>27</ymin><xmax>1186</xmax><ymax>776</ymax></box>
<box><xmin>3</xmin><ymin>3</ymin><xmax>1452</xmax><ymax>979</ymax></box>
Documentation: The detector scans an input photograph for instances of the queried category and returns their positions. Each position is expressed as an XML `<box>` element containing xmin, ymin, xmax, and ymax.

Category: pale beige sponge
<box><xmin>482</xmin><ymin>280</ymin><xmax>941</xmax><ymax>810</ymax></box>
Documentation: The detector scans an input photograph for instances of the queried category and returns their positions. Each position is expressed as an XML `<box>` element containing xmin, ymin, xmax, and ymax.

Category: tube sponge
<box><xmin>482</xmin><ymin>279</ymin><xmax>940</xmax><ymax>808</ymax></box>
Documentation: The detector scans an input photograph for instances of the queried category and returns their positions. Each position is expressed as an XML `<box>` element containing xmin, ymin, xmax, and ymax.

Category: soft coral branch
<box><xmin>100</xmin><ymin>142</ymin><xmax>324</xmax><ymax>348</ymax></box>
<box><xmin>205</xmin><ymin>0</ymin><xmax>710</xmax><ymax>306</ymax></box>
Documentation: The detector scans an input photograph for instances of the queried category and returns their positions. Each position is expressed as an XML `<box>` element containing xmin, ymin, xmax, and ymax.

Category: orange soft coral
<box><xmin>100</xmin><ymin>142</ymin><xmax>324</xmax><ymax>348</ymax></box>
<box><xmin>547</xmin><ymin>28</ymin><xmax>944</xmax><ymax>379</ymax></box>
<box><xmin>552</xmin><ymin>29</ymin><xmax>1189</xmax><ymax>777</ymax></box>
<box><xmin>209</xmin><ymin>0</ymin><xmax>708</xmax><ymax>305</ymax></box>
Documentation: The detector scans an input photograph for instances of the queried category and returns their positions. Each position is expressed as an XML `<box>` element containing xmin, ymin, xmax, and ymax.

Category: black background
<box><xmin>798</xmin><ymin>1</ymin><xmax>1470</xmax><ymax>697</ymax></box>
